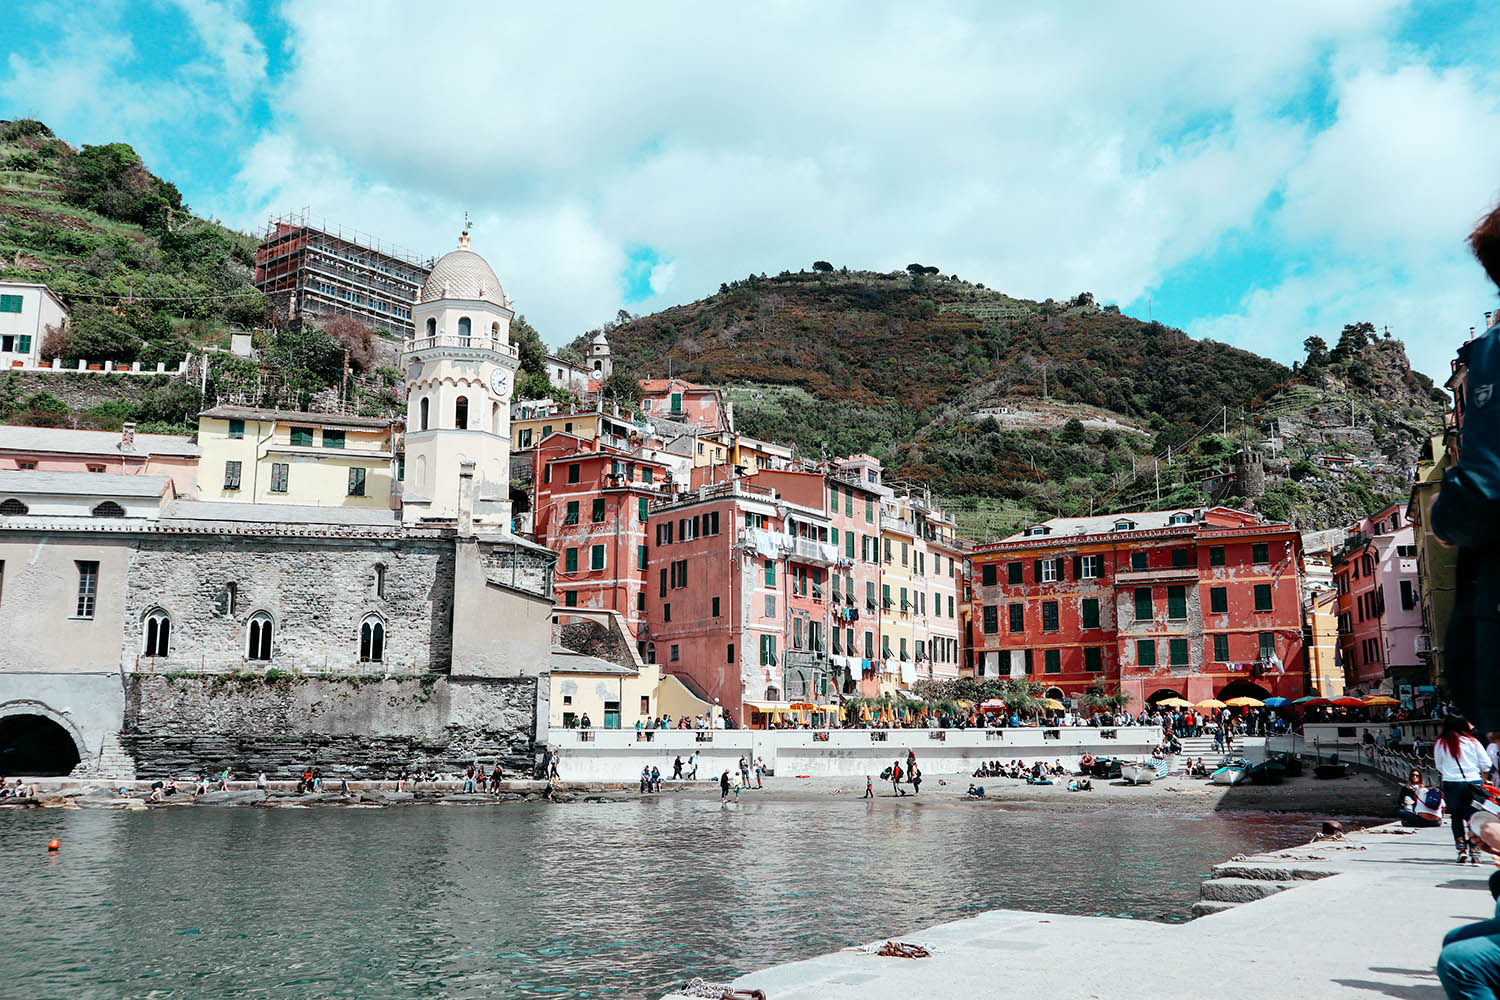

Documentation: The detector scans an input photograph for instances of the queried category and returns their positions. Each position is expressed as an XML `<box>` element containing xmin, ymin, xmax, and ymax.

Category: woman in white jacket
<box><xmin>1435</xmin><ymin>715</ymin><xmax>1492</xmax><ymax>864</ymax></box>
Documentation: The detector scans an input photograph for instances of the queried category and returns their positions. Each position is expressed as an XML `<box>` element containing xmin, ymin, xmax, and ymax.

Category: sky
<box><xmin>3</xmin><ymin>1</ymin><xmax>1499</xmax><ymax>379</ymax></box>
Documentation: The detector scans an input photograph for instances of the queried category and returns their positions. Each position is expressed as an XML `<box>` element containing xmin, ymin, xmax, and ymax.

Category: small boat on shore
<box><xmin>1314</xmin><ymin>760</ymin><xmax>1349</xmax><ymax>779</ymax></box>
<box><xmin>1211</xmin><ymin>757</ymin><xmax>1251</xmax><ymax>785</ymax></box>
<box><xmin>1088</xmin><ymin>757</ymin><xmax>1122</xmax><ymax>779</ymax></box>
<box><xmin>1249</xmin><ymin>760</ymin><xmax>1285</xmax><ymax>785</ymax></box>
<box><xmin>1120</xmin><ymin>761</ymin><xmax>1156</xmax><ymax>785</ymax></box>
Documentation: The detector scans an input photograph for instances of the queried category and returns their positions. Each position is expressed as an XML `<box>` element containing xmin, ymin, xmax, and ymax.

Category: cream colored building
<box><xmin>197</xmin><ymin>406</ymin><xmax>397</xmax><ymax>508</ymax></box>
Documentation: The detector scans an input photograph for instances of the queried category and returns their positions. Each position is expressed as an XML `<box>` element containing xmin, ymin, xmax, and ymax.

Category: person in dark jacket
<box><xmin>1434</xmin><ymin>201</ymin><xmax>1500</xmax><ymax>735</ymax></box>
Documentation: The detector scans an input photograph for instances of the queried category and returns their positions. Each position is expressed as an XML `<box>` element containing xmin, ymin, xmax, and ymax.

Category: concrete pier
<box><xmin>665</xmin><ymin>823</ymin><xmax>1483</xmax><ymax>999</ymax></box>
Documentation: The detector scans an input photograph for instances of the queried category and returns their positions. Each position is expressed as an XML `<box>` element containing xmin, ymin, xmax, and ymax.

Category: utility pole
<box><xmin>1155</xmin><ymin>460</ymin><xmax>1161</xmax><ymax>502</ymax></box>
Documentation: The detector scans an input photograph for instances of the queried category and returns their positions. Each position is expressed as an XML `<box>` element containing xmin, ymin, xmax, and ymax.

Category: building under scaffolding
<box><xmin>254</xmin><ymin>213</ymin><xmax>432</xmax><ymax>338</ymax></box>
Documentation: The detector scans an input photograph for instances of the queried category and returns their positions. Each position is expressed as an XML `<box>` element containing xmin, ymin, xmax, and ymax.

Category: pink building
<box><xmin>1334</xmin><ymin>503</ymin><xmax>1422</xmax><ymax>694</ymax></box>
<box><xmin>638</xmin><ymin>378</ymin><xmax>727</xmax><ymax>432</ymax></box>
<box><xmin>0</xmin><ymin>423</ymin><xmax>200</xmax><ymax>497</ymax></box>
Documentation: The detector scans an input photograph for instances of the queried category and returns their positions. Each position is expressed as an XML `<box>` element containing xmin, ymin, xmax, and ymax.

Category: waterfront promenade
<box><xmin>664</xmin><ymin>822</ymin><xmax>1477</xmax><ymax>1000</ymax></box>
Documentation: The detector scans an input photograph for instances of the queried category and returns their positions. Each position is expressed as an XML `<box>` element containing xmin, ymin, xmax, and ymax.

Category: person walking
<box><xmin>688</xmin><ymin>751</ymin><xmax>700</xmax><ymax>780</ymax></box>
<box><xmin>720</xmin><ymin>770</ymin><xmax>731</xmax><ymax>805</ymax></box>
<box><xmin>672</xmin><ymin>755</ymin><xmax>684</xmax><ymax>780</ymax></box>
<box><xmin>1435</xmin><ymin>715</ymin><xmax>1491</xmax><ymax>864</ymax></box>
<box><xmin>864</xmin><ymin>775</ymin><xmax>874</xmax><ymax>799</ymax></box>
<box><xmin>739</xmin><ymin>756</ymin><xmax>751</xmax><ymax>789</ymax></box>
<box><xmin>891</xmin><ymin>760</ymin><xmax>906</xmax><ymax>796</ymax></box>
<box><xmin>910</xmin><ymin>763</ymin><xmax>922</xmax><ymax>794</ymax></box>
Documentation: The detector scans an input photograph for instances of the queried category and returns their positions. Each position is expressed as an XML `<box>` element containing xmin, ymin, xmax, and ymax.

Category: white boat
<box><xmin>1211</xmin><ymin>763</ymin><xmax>1250</xmax><ymax>785</ymax></box>
<box><xmin>1120</xmin><ymin>761</ymin><xmax>1157</xmax><ymax>785</ymax></box>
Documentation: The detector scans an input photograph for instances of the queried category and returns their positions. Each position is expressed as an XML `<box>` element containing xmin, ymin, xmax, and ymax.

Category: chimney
<box><xmin>121</xmin><ymin>422</ymin><xmax>137</xmax><ymax>451</ymax></box>
<box><xmin>457</xmin><ymin>460</ymin><xmax>476</xmax><ymax>537</ymax></box>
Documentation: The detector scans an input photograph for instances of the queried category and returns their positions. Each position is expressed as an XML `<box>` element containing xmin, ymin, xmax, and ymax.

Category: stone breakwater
<box><xmin>662</xmin><ymin>822</ymin><xmax>1480</xmax><ymax>1000</ymax></box>
<box><xmin>0</xmin><ymin>779</ymin><xmax>641</xmax><ymax>811</ymax></box>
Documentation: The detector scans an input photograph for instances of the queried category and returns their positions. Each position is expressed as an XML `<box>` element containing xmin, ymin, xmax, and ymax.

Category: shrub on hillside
<box><xmin>318</xmin><ymin>316</ymin><xmax>375</xmax><ymax>373</ymax></box>
<box><xmin>66</xmin><ymin>311</ymin><xmax>142</xmax><ymax>362</ymax></box>
<box><xmin>61</xmin><ymin>142</ymin><xmax>184</xmax><ymax>229</ymax></box>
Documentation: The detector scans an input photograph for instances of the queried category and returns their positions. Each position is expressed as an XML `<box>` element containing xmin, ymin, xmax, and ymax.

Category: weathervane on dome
<box><xmin>459</xmin><ymin>212</ymin><xmax>472</xmax><ymax>250</ymax></box>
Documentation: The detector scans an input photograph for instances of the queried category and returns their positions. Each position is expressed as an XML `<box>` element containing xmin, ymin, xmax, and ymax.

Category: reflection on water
<box><xmin>1</xmin><ymin>798</ymin><xmax>1318</xmax><ymax>997</ymax></box>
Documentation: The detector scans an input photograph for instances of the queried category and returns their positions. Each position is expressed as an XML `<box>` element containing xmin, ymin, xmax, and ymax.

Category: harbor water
<box><xmin>1</xmin><ymin>797</ymin><xmax>1324</xmax><ymax>998</ymax></box>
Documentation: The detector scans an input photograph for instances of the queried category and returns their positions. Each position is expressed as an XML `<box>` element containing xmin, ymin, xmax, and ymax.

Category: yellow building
<box><xmin>706</xmin><ymin>430</ymin><xmax>794</xmax><ymax>472</ymax></box>
<box><xmin>548</xmin><ymin>611</ymin><xmax>719</xmax><ymax>728</ymax></box>
<box><xmin>1304</xmin><ymin>588</ymin><xmax>1345</xmax><ymax>697</ymax></box>
<box><xmin>1409</xmin><ymin>433</ymin><xmax>1457</xmax><ymax>695</ymax></box>
<box><xmin>878</xmin><ymin>493</ymin><xmax>919</xmax><ymax>692</ymax></box>
<box><xmin>197</xmin><ymin>406</ymin><xmax>397</xmax><ymax>508</ymax></box>
<box><xmin>511</xmin><ymin>405</ymin><xmax>640</xmax><ymax>453</ymax></box>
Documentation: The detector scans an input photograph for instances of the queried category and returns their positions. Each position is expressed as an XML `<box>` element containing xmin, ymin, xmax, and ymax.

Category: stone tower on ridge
<box><xmin>589</xmin><ymin>329</ymin><xmax>613</xmax><ymax>380</ymax></box>
<box><xmin>401</xmin><ymin>230</ymin><xmax>521</xmax><ymax>529</ymax></box>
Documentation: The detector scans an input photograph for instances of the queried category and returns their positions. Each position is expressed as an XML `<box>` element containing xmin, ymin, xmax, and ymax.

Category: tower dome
<box><xmin>419</xmin><ymin>232</ymin><xmax>506</xmax><ymax>306</ymax></box>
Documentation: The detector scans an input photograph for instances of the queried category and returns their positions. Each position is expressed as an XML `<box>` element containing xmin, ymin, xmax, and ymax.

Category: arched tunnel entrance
<box><xmin>0</xmin><ymin>714</ymin><xmax>82</xmax><ymax>776</ymax></box>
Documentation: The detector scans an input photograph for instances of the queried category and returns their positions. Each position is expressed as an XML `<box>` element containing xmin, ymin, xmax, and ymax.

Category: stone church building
<box><xmin>0</xmin><ymin>237</ymin><xmax>561</xmax><ymax>779</ymax></box>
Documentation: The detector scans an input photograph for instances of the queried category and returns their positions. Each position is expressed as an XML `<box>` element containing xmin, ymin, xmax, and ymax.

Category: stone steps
<box><xmin>1193</xmin><ymin>860</ymin><xmax>1331</xmax><ymax>917</ymax></box>
<box><xmin>1199</xmin><ymin>877</ymin><xmax>1300</xmax><ymax>903</ymax></box>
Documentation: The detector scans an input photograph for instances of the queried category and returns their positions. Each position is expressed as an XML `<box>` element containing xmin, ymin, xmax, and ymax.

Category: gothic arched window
<box><xmin>247</xmin><ymin>612</ymin><xmax>274</xmax><ymax>661</ymax></box>
<box><xmin>142</xmin><ymin>609</ymin><xmax>171</xmax><ymax>657</ymax></box>
<box><xmin>360</xmin><ymin>614</ymin><xmax>385</xmax><ymax>663</ymax></box>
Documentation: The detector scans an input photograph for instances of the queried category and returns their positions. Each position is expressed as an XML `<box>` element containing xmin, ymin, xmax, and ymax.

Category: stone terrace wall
<box><xmin>122</xmin><ymin>673</ymin><xmax>536</xmax><ymax>778</ymax></box>
<box><xmin>122</xmin><ymin>536</ymin><xmax>455</xmax><ymax>673</ymax></box>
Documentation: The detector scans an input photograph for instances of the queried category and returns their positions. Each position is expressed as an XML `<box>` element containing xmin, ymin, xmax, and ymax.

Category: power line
<box><xmin>48</xmin><ymin>288</ymin><xmax>262</xmax><ymax>303</ymax></box>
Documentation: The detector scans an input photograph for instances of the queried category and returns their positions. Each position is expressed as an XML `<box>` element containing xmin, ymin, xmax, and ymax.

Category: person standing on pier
<box><xmin>1435</xmin><ymin>715</ymin><xmax>1490</xmax><ymax>864</ymax></box>
<box><xmin>864</xmin><ymin>775</ymin><xmax>873</xmax><ymax>799</ymax></box>
<box><xmin>719</xmin><ymin>769</ymin><xmax>730</xmax><ymax>804</ymax></box>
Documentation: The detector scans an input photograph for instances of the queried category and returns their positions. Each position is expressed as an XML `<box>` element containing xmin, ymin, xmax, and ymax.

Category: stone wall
<box><xmin>558</xmin><ymin>617</ymin><xmax>636</xmax><ymax>669</ymax></box>
<box><xmin>479</xmin><ymin>541</ymin><xmax>553</xmax><ymax>597</ymax></box>
<box><xmin>122</xmin><ymin>672</ymin><xmax>537</xmax><ymax>778</ymax></box>
<box><xmin>122</xmin><ymin>536</ymin><xmax>455</xmax><ymax>673</ymax></box>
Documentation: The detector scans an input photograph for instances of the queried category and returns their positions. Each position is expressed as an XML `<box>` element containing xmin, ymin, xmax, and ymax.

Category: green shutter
<box><xmin>1137</xmin><ymin>639</ymin><xmax>1156</xmax><ymax>667</ymax></box>
<box><xmin>565</xmin><ymin>548</ymin><xmax>578</xmax><ymax>572</ymax></box>
<box><xmin>1134</xmin><ymin>587</ymin><xmax>1153</xmax><ymax>621</ymax></box>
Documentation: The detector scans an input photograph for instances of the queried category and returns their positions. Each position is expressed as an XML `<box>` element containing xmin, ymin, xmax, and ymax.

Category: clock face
<box><xmin>489</xmin><ymin>369</ymin><xmax>509</xmax><ymax>395</ymax></box>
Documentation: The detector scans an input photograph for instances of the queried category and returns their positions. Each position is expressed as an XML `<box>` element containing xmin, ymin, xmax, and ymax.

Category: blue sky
<box><xmin>4</xmin><ymin>1</ymin><xmax>1499</xmax><ymax>380</ymax></box>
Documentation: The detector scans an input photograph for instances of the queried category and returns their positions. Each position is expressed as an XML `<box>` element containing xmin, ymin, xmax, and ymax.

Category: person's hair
<box><xmin>1490</xmin><ymin>869</ymin><xmax>1500</xmax><ymax>902</ymax></box>
<box><xmin>1440</xmin><ymin>714</ymin><xmax>1473</xmax><ymax>758</ymax></box>
<box><xmin>1473</xmin><ymin>200</ymin><xmax>1500</xmax><ymax>291</ymax></box>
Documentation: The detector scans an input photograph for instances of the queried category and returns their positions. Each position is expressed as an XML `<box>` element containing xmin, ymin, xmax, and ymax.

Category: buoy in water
<box><xmin>47</xmin><ymin>839</ymin><xmax>60</xmax><ymax>852</ymax></box>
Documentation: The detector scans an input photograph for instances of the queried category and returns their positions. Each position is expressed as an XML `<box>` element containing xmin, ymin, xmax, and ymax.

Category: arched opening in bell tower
<box><xmin>455</xmin><ymin>396</ymin><xmax>469</xmax><ymax>430</ymax></box>
<box><xmin>420</xmin><ymin>397</ymin><xmax>430</xmax><ymax>431</ymax></box>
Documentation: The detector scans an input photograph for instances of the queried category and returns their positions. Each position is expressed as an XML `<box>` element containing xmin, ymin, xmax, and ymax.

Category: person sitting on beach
<box><xmin>966</xmin><ymin>784</ymin><xmax>985</xmax><ymax>798</ymax></box>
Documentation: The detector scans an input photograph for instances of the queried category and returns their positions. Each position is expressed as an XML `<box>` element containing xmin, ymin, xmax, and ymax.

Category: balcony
<box><xmin>789</xmin><ymin>536</ymin><xmax>839</xmax><ymax>567</ymax></box>
<box><xmin>404</xmin><ymin>334</ymin><xmax>519</xmax><ymax>359</ymax></box>
<box><xmin>1114</xmin><ymin>567</ymin><xmax>1198</xmax><ymax>585</ymax></box>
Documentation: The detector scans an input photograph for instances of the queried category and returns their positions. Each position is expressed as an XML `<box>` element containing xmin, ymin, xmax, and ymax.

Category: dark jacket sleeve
<box><xmin>1433</xmin><ymin>467</ymin><xmax>1500</xmax><ymax>550</ymax></box>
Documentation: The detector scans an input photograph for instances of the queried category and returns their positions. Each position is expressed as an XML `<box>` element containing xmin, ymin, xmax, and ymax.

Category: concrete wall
<box><xmin>544</xmin><ymin>726</ymin><xmax>1163</xmax><ymax>781</ymax></box>
<box><xmin>450</xmin><ymin>539</ymin><xmax>554</xmax><ymax>678</ymax></box>
<box><xmin>0</xmin><ymin>671</ymin><xmax>121</xmax><ymax>765</ymax></box>
<box><xmin>122</xmin><ymin>672</ymin><xmax>537</xmax><ymax>777</ymax></box>
<box><xmin>0</xmin><ymin>533</ymin><xmax>134</xmax><ymax>675</ymax></box>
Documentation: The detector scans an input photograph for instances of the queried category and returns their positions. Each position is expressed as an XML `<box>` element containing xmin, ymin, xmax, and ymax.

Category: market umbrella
<box><xmin>979</xmin><ymin>699</ymin><xmax>1007</xmax><ymax>711</ymax></box>
<box><xmin>1225</xmin><ymin>697</ymin><xmax>1264</xmax><ymax>708</ymax></box>
<box><xmin>1331</xmin><ymin>697</ymin><xmax>1367</xmax><ymax>708</ymax></box>
<box><xmin>1263</xmin><ymin>697</ymin><xmax>1291</xmax><ymax>707</ymax></box>
<box><xmin>1196</xmin><ymin>699</ymin><xmax>1227</xmax><ymax>710</ymax></box>
<box><xmin>1041</xmin><ymin>698</ymin><xmax>1066</xmax><ymax>711</ymax></box>
<box><xmin>1294</xmin><ymin>698</ymin><xmax>1332</xmax><ymax>709</ymax></box>
<box><xmin>1363</xmin><ymin>695</ymin><xmax>1401</xmax><ymax>707</ymax></box>
<box><xmin>1292</xmin><ymin>696</ymin><xmax>1326</xmax><ymax>704</ymax></box>
<box><xmin>788</xmin><ymin>702</ymin><xmax>817</xmax><ymax>712</ymax></box>
<box><xmin>1157</xmin><ymin>697</ymin><xmax>1193</xmax><ymax>708</ymax></box>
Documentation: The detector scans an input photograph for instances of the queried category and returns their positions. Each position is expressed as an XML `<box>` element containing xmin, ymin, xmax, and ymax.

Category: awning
<box><xmin>744</xmin><ymin>701</ymin><xmax>794</xmax><ymax>713</ymax></box>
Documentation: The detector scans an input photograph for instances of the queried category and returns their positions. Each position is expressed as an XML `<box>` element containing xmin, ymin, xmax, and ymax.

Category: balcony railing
<box><xmin>404</xmin><ymin>334</ymin><xmax>519</xmax><ymax>359</ymax></box>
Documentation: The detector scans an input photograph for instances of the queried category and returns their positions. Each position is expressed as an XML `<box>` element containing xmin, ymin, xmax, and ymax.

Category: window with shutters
<box><xmin>982</xmin><ymin>605</ymin><xmax>998</xmax><ymax>633</ymax></box>
<box><xmin>1081</xmin><ymin>597</ymin><xmax>1100</xmax><ymax>629</ymax></box>
<box><xmin>323</xmin><ymin>429</ymin><xmax>346</xmax><ymax>449</ymax></box>
<box><xmin>1134</xmin><ymin>587</ymin><xmax>1153</xmax><ymax>621</ymax></box>
<box><xmin>271</xmin><ymin>462</ymin><xmax>289</xmax><ymax>493</ymax></box>
<box><xmin>765</xmin><ymin>560</ymin><xmax>775</xmax><ymax>586</ymax></box>
<box><xmin>1009</xmin><ymin>603</ymin><xmax>1024</xmax><ymax>632</ymax></box>
<box><xmin>1084</xmin><ymin>647</ymin><xmax>1103</xmax><ymax>672</ymax></box>
<box><xmin>1254</xmin><ymin>584</ymin><xmax>1273</xmax><ymax>612</ymax></box>
<box><xmin>637</xmin><ymin>545</ymin><xmax>648</xmax><ymax>571</ymax></box>
<box><xmin>1040</xmin><ymin>559</ymin><xmax>1057</xmax><ymax>583</ymax></box>
<box><xmin>1042</xmin><ymin>600</ymin><xmax>1059</xmax><ymax>632</ymax></box>
<box><xmin>712</xmin><ymin>595</ymin><xmax>720</xmax><ymax>617</ymax></box>
<box><xmin>1252</xmin><ymin>542</ymin><xmax>1269</xmax><ymax>565</ymax></box>
<box><xmin>1044</xmin><ymin>649</ymin><xmax>1060</xmax><ymax>674</ymax></box>
<box><xmin>1213</xmin><ymin>633</ymin><xmax>1229</xmax><ymax>661</ymax></box>
<box><xmin>565</xmin><ymin>501</ymin><xmax>579</xmax><ymax>524</ymax></box>
<box><xmin>1023</xmin><ymin>650</ymin><xmax>1034</xmax><ymax>674</ymax></box>
<box><xmin>1136</xmin><ymin>638</ymin><xmax>1156</xmax><ymax>667</ymax></box>
<box><xmin>981</xmin><ymin>563</ymin><xmax>997</xmax><ymax>587</ymax></box>
<box><xmin>1167</xmin><ymin>585</ymin><xmax>1187</xmax><ymax>620</ymax></box>
<box><xmin>590</xmin><ymin>545</ymin><xmax>605</xmax><ymax>570</ymax></box>
<box><xmin>564</xmin><ymin>548</ymin><xmax>578</xmax><ymax>572</ymax></box>
<box><xmin>1209</xmin><ymin>546</ymin><xmax>1225</xmax><ymax>567</ymax></box>
<box><xmin>1210</xmin><ymin>587</ymin><xmax>1227</xmax><ymax>614</ymax></box>
<box><xmin>663</xmin><ymin>603</ymin><xmax>671</xmax><ymax>622</ymax></box>
<box><xmin>1008</xmin><ymin>561</ymin><xmax>1022</xmax><ymax>584</ymax></box>
<box><xmin>347</xmin><ymin>467</ymin><xmax>366</xmax><ymax>497</ymax></box>
<box><xmin>564</xmin><ymin>589</ymin><xmax>577</xmax><ymax>607</ymax></box>
<box><xmin>1171</xmin><ymin>547</ymin><xmax>1190</xmax><ymax>569</ymax></box>
<box><xmin>290</xmin><ymin>426</ymin><xmax>314</xmax><ymax>447</ymax></box>
<box><xmin>845</xmin><ymin>533</ymin><xmax>855</xmax><ymax>559</ymax></box>
<box><xmin>223</xmin><ymin>460</ymin><xmax>242</xmax><ymax>490</ymax></box>
<box><xmin>1259</xmin><ymin>631</ymin><xmax>1276</xmax><ymax>661</ymax></box>
<box><xmin>1130</xmin><ymin>550</ymin><xmax>1148</xmax><ymax>571</ymax></box>
<box><xmin>1078</xmin><ymin>554</ymin><xmax>1101</xmax><ymax>579</ymax></box>
<box><xmin>1169</xmin><ymin>638</ymin><xmax>1189</xmax><ymax>666</ymax></box>
<box><xmin>0</xmin><ymin>294</ymin><xmax>22</xmax><ymax>312</ymax></box>
<box><xmin>765</xmin><ymin>594</ymin><xmax>776</xmax><ymax>617</ymax></box>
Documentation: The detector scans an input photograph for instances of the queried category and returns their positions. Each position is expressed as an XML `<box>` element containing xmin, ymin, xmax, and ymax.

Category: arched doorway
<box><xmin>1217</xmin><ymin>680</ymin><xmax>1272</xmax><ymax>702</ymax></box>
<box><xmin>1146</xmin><ymin>688</ymin><xmax>1184</xmax><ymax>705</ymax></box>
<box><xmin>0</xmin><ymin>713</ymin><xmax>82</xmax><ymax>776</ymax></box>
<box><xmin>1043</xmin><ymin>686</ymin><xmax>1066</xmax><ymax>701</ymax></box>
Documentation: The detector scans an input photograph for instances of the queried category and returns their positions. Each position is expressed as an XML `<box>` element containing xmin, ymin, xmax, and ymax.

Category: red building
<box><xmin>531</xmin><ymin>433</ymin><xmax>666</xmax><ymax>639</ymax></box>
<box><xmin>968</xmin><ymin>506</ymin><xmax>1305</xmax><ymax>709</ymax></box>
<box><xmin>642</xmin><ymin>476</ymin><xmax>841</xmax><ymax>725</ymax></box>
<box><xmin>639</xmin><ymin>378</ymin><xmax>728</xmax><ymax>431</ymax></box>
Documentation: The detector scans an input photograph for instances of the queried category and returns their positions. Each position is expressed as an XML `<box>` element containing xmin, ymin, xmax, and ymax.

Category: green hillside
<box><xmin>579</xmin><ymin>270</ymin><xmax>1446</xmax><ymax>534</ymax></box>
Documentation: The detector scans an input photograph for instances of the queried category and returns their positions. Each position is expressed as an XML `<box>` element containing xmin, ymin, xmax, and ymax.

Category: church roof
<box><xmin>419</xmin><ymin>238</ymin><xmax>505</xmax><ymax>307</ymax></box>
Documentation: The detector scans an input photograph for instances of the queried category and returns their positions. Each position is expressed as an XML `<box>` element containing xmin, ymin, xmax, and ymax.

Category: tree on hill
<box><xmin>66</xmin><ymin>310</ymin><xmax>141</xmax><ymax>363</ymax></box>
<box><xmin>61</xmin><ymin>142</ymin><xmax>184</xmax><ymax>230</ymax></box>
<box><xmin>1060</xmin><ymin>417</ymin><xmax>1086</xmax><ymax>443</ymax></box>
<box><xmin>812</xmin><ymin>260</ymin><xmax>833</xmax><ymax>272</ymax></box>
<box><xmin>509</xmin><ymin>314</ymin><xmax>548</xmax><ymax>377</ymax></box>
<box><xmin>317</xmin><ymin>316</ymin><xmax>375</xmax><ymax>373</ymax></box>
<box><xmin>1330</xmin><ymin>322</ymin><xmax>1375</xmax><ymax>363</ymax></box>
<box><xmin>1303</xmin><ymin>335</ymin><xmax>1329</xmax><ymax>367</ymax></box>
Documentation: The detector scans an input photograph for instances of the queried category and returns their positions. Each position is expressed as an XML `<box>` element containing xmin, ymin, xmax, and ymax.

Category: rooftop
<box><xmin>549</xmin><ymin>645</ymin><xmax>636</xmax><ymax>676</ymax></box>
<box><xmin>200</xmin><ymin>406</ymin><xmax>395</xmax><ymax>430</ymax></box>
<box><xmin>0</xmin><ymin>469</ymin><xmax>171</xmax><ymax>498</ymax></box>
<box><xmin>418</xmin><ymin>239</ymin><xmax>506</xmax><ymax>307</ymax></box>
<box><xmin>0</xmin><ymin>424</ymin><xmax>199</xmax><ymax>458</ymax></box>
<box><xmin>160</xmin><ymin>500</ymin><xmax>401</xmax><ymax>528</ymax></box>
<box><xmin>986</xmin><ymin>506</ymin><xmax>1283</xmax><ymax>547</ymax></box>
